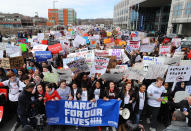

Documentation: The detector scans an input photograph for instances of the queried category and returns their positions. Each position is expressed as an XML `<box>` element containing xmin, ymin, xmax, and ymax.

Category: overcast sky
<box><xmin>0</xmin><ymin>0</ymin><xmax>120</xmax><ymax>19</ymax></box>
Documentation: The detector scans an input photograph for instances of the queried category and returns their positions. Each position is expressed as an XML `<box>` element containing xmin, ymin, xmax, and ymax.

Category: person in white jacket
<box><xmin>147</xmin><ymin>77</ymin><xmax>166</xmax><ymax>131</ymax></box>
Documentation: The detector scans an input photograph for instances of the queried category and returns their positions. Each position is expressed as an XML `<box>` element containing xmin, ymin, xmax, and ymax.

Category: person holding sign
<box><xmin>147</xmin><ymin>77</ymin><xmax>165</xmax><ymax>131</ymax></box>
<box><xmin>44</xmin><ymin>83</ymin><xmax>61</xmax><ymax>103</ymax></box>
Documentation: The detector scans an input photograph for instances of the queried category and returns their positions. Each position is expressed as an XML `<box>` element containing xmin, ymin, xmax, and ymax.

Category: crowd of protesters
<box><xmin>0</xmin><ymin>26</ymin><xmax>191</xmax><ymax>131</ymax></box>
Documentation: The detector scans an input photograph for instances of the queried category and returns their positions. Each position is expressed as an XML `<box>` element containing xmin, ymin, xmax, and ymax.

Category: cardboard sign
<box><xmin>127</xmin><ymin>40</ymin><xmax>140</xmax><ymax>51</ymax></box>
<box><xmin>1</xmin><ymin>56</ymin><xmax>24</xmax><ymax>69</ymax></box>
<box><xmin>67</xmin><ymin>58</ymin><xmax>89</xmax><ymax>74</ymax></box>
<box><xmin>164</xmin><ymin>57</ymin><xmax>181</xmax><ymax>66</ymax></box>
<box><xmin>159</xmin><ymin>45</ymin><xmax>171</xmax><ymax>55</ymax></box>
<box><xmin>43</xmin><ymin>72</ymin><xmax>59</xmax><ymax>83</ymax></box>
<box><xmin>145</xmin><ymin>64</ymin><xmax>168</xmax><ymax>79</ymax></box>
<box><xmin>32</xmin><ymin>44</ymin><xmax>48</xmax><ymax>53</ymax></box>
<box><xmin>165</xmin><ymin>66</ymin><xmax>191</xmax><ymax>82</ymax></box>
<box><xmin>48</xmin><ymin>43</ymin><xmax>63</xmax><ymax>54</ymax></box>
<box><xmin>94</xmin><ymin>57</ymin><xmax>110</xmax><ymax>75</ymax></box>
<box><xmin>73</xmin><ymin>35</ymin><xmax>86</xmax><ymax>48</ymax></box>
<box><xmin>35</xmin><ymin>51</ymin><xmax>52</xmax><ymax>62</ymax></box>
<box><xmin>140</xmin><ymin>44</ymin><xmax>155</xmax><ymax>53</ymax></box>
<box><xmin>0</xmin><ymin>106</ymin><xmax>3</xmax><ymax>122</ymax></box>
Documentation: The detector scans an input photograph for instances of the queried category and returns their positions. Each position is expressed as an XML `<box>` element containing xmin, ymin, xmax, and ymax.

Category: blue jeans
<box><xmin>135</xmin><ymin>110</ymin><xmax>142</xmax><ymax>124</ymax></box>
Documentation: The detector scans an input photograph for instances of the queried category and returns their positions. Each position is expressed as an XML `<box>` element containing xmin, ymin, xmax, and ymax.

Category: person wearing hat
<box><xmin>17</xmin><ymin>83</ymin><xmax>36</xmax><ymax>128</ymax></box>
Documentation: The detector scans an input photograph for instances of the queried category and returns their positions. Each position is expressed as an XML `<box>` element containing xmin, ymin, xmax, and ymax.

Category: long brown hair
<box><xmin>123</xmin><ymin>82</ymin><xmax>133</xmax><ymax>96</ymax></box>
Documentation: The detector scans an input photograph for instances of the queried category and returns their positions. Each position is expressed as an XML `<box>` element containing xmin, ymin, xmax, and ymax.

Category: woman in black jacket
<box><xmin>92</xmin><ymin>81</ymin><xmax>105</xmax><ymax>101</ymax></box>
<box><xmin>103</xmin><ymin>81</ymin><xmax>120</xmax><ymax>100</ymax></box>
<box><xmin>118</xmin><ymin>82</ymin><xmax>135</xmax><ymax>131</ymax></box>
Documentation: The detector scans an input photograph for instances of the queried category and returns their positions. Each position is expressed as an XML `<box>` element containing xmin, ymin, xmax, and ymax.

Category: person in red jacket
<box><xmin>44</xmin><ymin>83</ymin><xmax>61</xmax><ymax>103</ymax></box>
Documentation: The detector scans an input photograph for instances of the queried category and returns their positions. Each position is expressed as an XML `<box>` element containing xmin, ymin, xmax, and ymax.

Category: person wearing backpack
<box><xmin>0</xmin><ymin>71</ymin><xmax>26</xmax><ymax>130</ymax></box>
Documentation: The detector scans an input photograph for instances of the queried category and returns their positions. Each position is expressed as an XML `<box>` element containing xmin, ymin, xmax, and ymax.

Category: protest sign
<box><xmin>159</xmin><ymin>45</ymin><xmax>171</xmax><ymax>55</ymax></box>
<box><xmin>140</xmin><ymin>44</ymin><xmax>155</xmax><ymax>53</ymax></box>
<box><xmin>83</xmin><ymin>37</ymin><xmax>89</xmax><ymax>44</ymax></box>
<box><xmin>46</xmin><ymin>100</ymin><xmax>121</xmax><ymax>128</ymax></box>
<box><xmin>186</xmin><ymin>85</ymin><xmax>191</xmax><ymax>95</ymax></box>
<box><xmin>126</xmin><ymin>40</ymin><xmax>140</xmax><ymax>51</ymax></box>
<box><xmin>174</xmin><ymin>91</ymin><xmax>189</xmax><ymax>103</ymax></box>
<box><xmin>173</xmin><ymin>52</ymin><xmax>184</xmax><ymax>59</ymax></box>
<box><xmin>145</xmin><ymin>64</ymin><xmax>168</xmax><ymax>79</ymax></box>
<box><xmin>0</xmin><ymin>106</ymin><xmax>3</xmax><ymax>122</ymax></box>
<box><xmin>43</xmin><ymin>72</ymin><xmax>59</xmax><ymax>83</ymax></box>
<box><xmin>165</xmin><ymin>66</ymin><xmax>191</xmax><ymax>82</ymax></box>
<box><xmin>1</xmin><ymin>56</ymin><xmax>24</xmax><ymax>69</ymax></box>
<box><xmin>48</xmin><ymin>43</ymin><xmax>63</xmax><ymax>54</ymax></box>
<box><xmin>119</xmin><ymin>41</ymin><xmax>126</xmax><ymax>46</ymax></box>
<box><xmin>142</xmin><ymin>37</ymin><xmax>150</xmax><ymax>44</ymax></box>
<box><xmin>122</xmin><ymin>54</ymin><xmax>130</xmax><ymax>63</ymax></box>
<box><xmin>110</xmin><ymin>65</ymin><xmax>128</xmax><ymax>74</ymax></box>
<box><xmin>51</xmin><ymin>66</ymin><xmax>72</xmax><ymax>84</ymax></box>
<box><xmin>6</xmin><ymin>45</ymin><xmax>22</xmax><ymax>57</ymax></box>
<box><xmin>0</xmin><ymin>50</ymin><xmax>3</xmax><ymax>58</ymax></box>
<box><xmin>108</xmin><ymin>49</ymin><xmax>124</xmax><ymax>60</ymax></box>
<box><xmin>37</xmin><ymin>33</ymin><xmax>44</xmax><ymax>41</ymax></box>
<box><xmin>95</xmin><ymin>50</ymin><xmax>109</xmax><ymax>57</ymax></box>
<box><xmin>94</xmin><ymin>57</ymin><xmax>109</xmax><ymax>75</ymax></box>
<box><xmin>63</xmin><ymin>57</ymin><xmax>81</xmax><ymax>69</ymax></box>
<box><xmin>90</xmin><ymin>40</ymin><xmax>97</xmax><ymax>48</ymax></box>
<box><xmin>104</xmin><ymin>38</ymin><xmax>111</xmax><ymax>44</ymax></box>
<box><xmin>164</xmin><ymin>57</ymin><xmax>181</xmax><ymax>65</ymax></box>
<box><xmin>35</xmin><ymin>51</ymin><xmax>52</xmax><ymax>62</ymax></box>
<box><xmin>19</xmin><ymin>44</ymin><xmax>27</xmax><ymax>52</ymax></box>
<box><xmin>75</xmin><ymin>48</ymin><xmax>88</xmax><ymax>53</ymax></box>
<box><xmin>171</xmin><ymin>38</ymin><xmax>181</xmax><ymax>47</ymax></box>
<box><xmin>0</xmin><ymin>43</ymin><xmax>7</xmax><ymax>50</ymax></box>
<box><xmin>101</xmin><ymin>73</ymin><xmax>123</xmax><ymax>82</ymax></box>
<box><xmin>32</xmin><ymin>44</ymin><xmax>48</xmax><ymax>53</ymax></box>
<box><xmin>41</xmin><ymin>40</ymin><xmax>48</xmax><ymax>45</ymax></box>
<box><xmin>73</xmin><ymin>35</ymin><xmax>86</xmax><ymax>48</ymax></box>
<box><xmin>180</xmin><ymin>60</ymin><xmax>191</xmax><ymax>66</ymax></box>
<box><xmin>124</xmin><ymin>68</ymin><xmax>145</xmax><ymax>82</ymax></box>
<box><xmin>67</xmin><ymin>58</ymin><xmax>89</xmax><ymax>74</ymax></box>
<box><xmin>143</xmin><ymin>56</ymin><xmax>166</xmax><ymax>71</ymax></box>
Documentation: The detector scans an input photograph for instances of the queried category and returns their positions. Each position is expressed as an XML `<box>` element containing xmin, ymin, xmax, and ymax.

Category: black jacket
<box><xmin>17</xmin><ymin>90</ymin><xmax>35</xmax><ymax>125</ymax></box>
<box><xmin>173</xmin><ymin>100</ymin><xmax>191</xmax><ymax>126</ymax></box>
<box><xmin>133</xmin><ymin>91</ymin><xmax>147</xmax><ymax>114</ymax></box>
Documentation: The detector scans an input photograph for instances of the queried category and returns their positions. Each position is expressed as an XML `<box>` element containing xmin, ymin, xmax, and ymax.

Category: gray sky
<box><xmin>0</xmin><ymin>0</ymin><xmax>120</xmax><ymax>18</ymax></box>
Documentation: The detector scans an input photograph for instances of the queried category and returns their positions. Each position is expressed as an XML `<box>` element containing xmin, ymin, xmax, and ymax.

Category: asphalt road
<box><xmin>0</xmin><ymin>114</ymin><xmax>165</xmax><ymax>131</ymax></box>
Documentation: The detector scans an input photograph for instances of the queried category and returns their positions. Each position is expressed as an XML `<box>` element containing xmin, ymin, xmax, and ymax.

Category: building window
<box><xmin>185</xmin><ymin>2</ymin><xmax>191</xmax><ymax>16</ymax></box>
<box><xmin>173</xmin><ymin>4</ymin><xmax>182</xmax><ymax>17</ymax></box>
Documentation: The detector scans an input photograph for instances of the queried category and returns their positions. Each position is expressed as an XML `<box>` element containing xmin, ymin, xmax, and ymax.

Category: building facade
<box><xmin>167</xmin><ymin>0</ymin><xmax>191</xmax><ymax>35</ymax></box>
<box><xmin>0</xmin><ymin>13</ymin><xmax>22</xmax><ymax>28</ymax></box>
<box><xmin>114</xmin><ymin>0</ymin><xmax>172</xmax><ymax>34</ymax></box>
<box><xmin>47</xmin><ymin>8</ymin><xmax>77</xmax><ymax>26</ymax></box>
<box><xmin>78</xmin><ymin>18</ymin><xmax>113</xmax><ymax>26</ymax></box>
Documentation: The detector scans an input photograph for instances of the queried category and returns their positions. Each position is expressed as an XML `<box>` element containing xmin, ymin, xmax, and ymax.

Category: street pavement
<box><xmin>0</xmin><ymin>114</ymin><xmax>165</xmax><ymax>131</ymax></box>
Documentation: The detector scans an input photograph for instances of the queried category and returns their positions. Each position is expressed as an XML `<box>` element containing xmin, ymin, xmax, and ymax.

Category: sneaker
<box><xmin>149</xmin><ymin>127</ymin><xmax>156</xmax><ymax>131</ymax></box>
<box><xmin>106</xmin><ymin>127</ymin><xmax>110</xmax><ymax>131</ymax></box>
<box><xmin>75</xmin><ymin>126</ymin><xmax>78</xmax><ymax>130</ymax></box>
<box><xmin>147</xmin><ymin>118</ymin><xmax>150</xmax><ymax>124</ymax></box>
